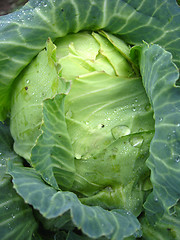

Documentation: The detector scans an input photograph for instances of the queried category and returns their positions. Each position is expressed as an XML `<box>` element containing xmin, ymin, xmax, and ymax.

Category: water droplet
<box><xmin>132</xmin><ymin>107</ymin><xmax>136</xmax><ymax>112</ymax></box>
<box><xmin>8</xmin><ymin>223</ymin><xmax>12</xmax><ymax>230</ymax></box>
<box><xmin>158</xmin><ymin>117</ymin><xmax>163</xmax><ymax>122</ymax></box>
<box><xmin>105</xmin><ymin>186</ymin><xmax>113</xmax><ymax>192</ymax></box>
<box><xmin>26</xmin><ymin>79</ymin><xmax>30</xmax><ymax>84</ymax></box>
<box><xmin>145</xmin><ymin>104</ymin><xmax>152</xmax><ymax>111</ymax></box>
<box><xmin>167</xmin><ymin>133</ymin><xmax>172</xmax><ymax>140</ymax></box>
<box><xmin>66</xmin><ymin>109</ymin><xmax>72</xmax><ymax>118</ymax></box>
<box><xmin>130</xmin><ymin>135</ymin><xmax>144</xmax><ymax>148</ymax></box>
<box><xmin>111</xmin><ymin>125</ymin><xmax>130</xmax><ymax>140</ymax></box>
<box><xmin>75</xmin><ymin>154</ymin><xmax>81</xmax><ymax>159</ymax></box>
<box><xmin>45</xmin><ymin>177</ymin><xmax>49</xmax><ymax>182</ymax></box>
<box><xmin>11</xmin><ymin>214</ymin><xmax>15</xmax><ymax>219</ymax></box>
<box><xmin>175</xmin><ymin>156</ymin><xmax>180</xmax><ymax>163</ymax></box>
<box><xmin>154</xmin><ymin>196</ymin><xmax>158</xmax><ymax>202</ymax></box>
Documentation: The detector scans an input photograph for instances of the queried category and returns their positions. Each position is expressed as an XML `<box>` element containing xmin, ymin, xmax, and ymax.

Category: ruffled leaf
<box><xmin>132</xmin><ymin>43</ymin><xmax>180</xmax><ymax>221</ymax></box>
<box><xmin>7</xmin><ymin>163</ymin><xmax>141</xmax><ymax>240</ymax></box>
<box><xmin>31</xmin><ymin>94</ymin><xmax>75</xmax><ymax>190</ymax></box>
<box><xmin>0</xmin><ymin>122</ymin><xmax>38</xmax><ymax>240</ymax></box>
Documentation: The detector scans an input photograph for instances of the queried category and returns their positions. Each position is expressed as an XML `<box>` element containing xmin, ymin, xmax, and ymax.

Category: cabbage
<box><xmin>0</xmin><ymin>0</ymin><xmax>180</xmax><ymax>239</ymax></box>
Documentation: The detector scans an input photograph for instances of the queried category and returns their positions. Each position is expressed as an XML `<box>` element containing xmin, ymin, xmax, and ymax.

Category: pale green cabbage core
<box><xmin>10</xmin><ymin>31</ymin><xmax>155</xmax><ymax>216</ymax></box>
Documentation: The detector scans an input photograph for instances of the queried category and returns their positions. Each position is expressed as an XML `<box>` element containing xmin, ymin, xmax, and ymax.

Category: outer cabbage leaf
<box><xmin>7</xmin><ymin>161</ymin><xmax>142</xmax><ymax>240</ymax></box>
<box><xmin>0</xmin><ymin>0</ymin><xmax>179</xmax><ymax>120</ymax></box>
<box><xmin>0</xmin><ymin>122</ymin><xmax>38</xmax><ymax>240</ymax></box>
<box><xmin>140</xmin><ymin>202</ymin><xmax>180</xmax><ymax>240</ymax></box>
<box><xmin>131</xmin><ymin>43</ymin><xmax>180</xmax><ymax>221</ymax></box>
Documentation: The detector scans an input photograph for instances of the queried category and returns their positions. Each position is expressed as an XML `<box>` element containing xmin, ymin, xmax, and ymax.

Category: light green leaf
<box><xmin>7</xmin><ymin>163</ymin><xmax>141</xmax><ymax>240</ymax></box>
<box><xmin>31</xmin><ymin>94</ymin><xmax>75</xmax><ymax>190</ymax></box>
<box><xmin>64</xmin><ymin>71</ymin><xmax>154</xmax><ymax>159</ymax></box>
<box><xmin>10</xmin><ymin>39</ymin><xmax>63</xmax><ymax>161</ymax></box>
<box><xmin>74</xmin><ymin>131</ymin><xmax>154</xmax><ymax>216</ymax></box>
<box><xmin>92</xmin><ymin>32</ymin><xmax>134</xmax><ymax>77</ymax></box>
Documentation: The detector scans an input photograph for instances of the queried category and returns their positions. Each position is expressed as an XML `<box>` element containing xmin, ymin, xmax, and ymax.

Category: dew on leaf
<box><xmin>111</xmin><ymin>125</ymin><xmax>130</xmax><ymax>139</ymax></box>
<box><xmin>130</xmin><ymin>135</ymin><xmax>143</xmax><ymax>148</ymax></box>
<box><xmin>154</xmin><ymin>196</ymin><xmax>158</xmax><ymax>202</ymax></box>
<box><xmin>75</xmin><ymin>154</ymin><xmax>81</xmax><ymax>159</ymax></box>
<box><xmin>145</xmin><ymin>104</ymin><xmax>151</xmax><ymax>111</ymax></box>
<box><xmin>175</xmin><ymin>156</ymin><xmax>180</xmax><ymax>163</ymax></box>
<box><xmin>45</xmin><ymin>177</ymin><xmax>49</xmax><ymax>182</ymax></box>
<box><xmin>8</xmin><ymin>222</ymin><xmax>12</xmax><ymax>230</ymax></box>
<box><xmin>132</xmin><ymin>107</ymin><xmax>136</xmax><ymax>112</ymax></box>
<box><xmin>66</xmin><ymin>109</ymin><xmax>73</xmax><ymax>118</ymax></box>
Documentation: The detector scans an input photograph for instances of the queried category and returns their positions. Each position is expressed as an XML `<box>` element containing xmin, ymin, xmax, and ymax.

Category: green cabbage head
<box><xmin>10</xmin><ymin>31</ymin><xmax>155</xmax><ymax>216</ymax></box>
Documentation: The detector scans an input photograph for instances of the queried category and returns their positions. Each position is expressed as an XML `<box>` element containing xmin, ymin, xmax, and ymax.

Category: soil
<box><xmin>0</xmin><ymin>0</ymin><xmax>28</xmax><ymax>16</ymax></box>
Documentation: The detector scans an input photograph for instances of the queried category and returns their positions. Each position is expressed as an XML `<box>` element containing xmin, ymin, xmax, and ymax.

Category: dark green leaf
<box><xmin>7</xmin><ymin>163</ymin><xmax>141</xmax><ymax>240</ymax></box>
<box><xmin>137</xmin><ymin>43</ymin><xmax>180</xmax><ymax>220</ymax></box>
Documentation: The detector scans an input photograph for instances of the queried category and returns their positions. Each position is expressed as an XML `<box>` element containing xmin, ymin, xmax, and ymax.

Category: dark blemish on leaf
<box><xmin>61</xmin><ymin>8</ymin><xmax>64</xmax><ymax>12</ymax></box>
<box><xmin>167</xmin><ymin>228</ymin><xmax>171</xmax><ymax>231</ymax></box>
<box><xmin>58</xmin><ymin>135</ymin><xmax>61</xmax><ymax>138</ymax></box>
<box><xmin>25</xmin><ymin>86</ymin><xmax>28</xmax><ymax>90</ymax></box>
<box><xmin>101</xmin><ymin>124</ymin><xmax>105</xmax><ymax>128</ymax></box>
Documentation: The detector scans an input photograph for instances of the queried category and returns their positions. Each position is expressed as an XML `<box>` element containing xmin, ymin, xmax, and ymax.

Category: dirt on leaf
<box><xmin>0</xmin><ymin>0</ymin><xmax>28</xmax><ymax>16</ymax></box>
